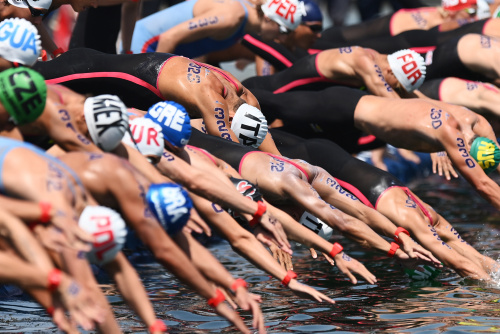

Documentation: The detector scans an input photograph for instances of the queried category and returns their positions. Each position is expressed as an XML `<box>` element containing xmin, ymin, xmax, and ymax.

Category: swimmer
<box><xmin>130</xmin><ymin>0</ymin><xmax>304</xmax><ymax>58</ymax></box>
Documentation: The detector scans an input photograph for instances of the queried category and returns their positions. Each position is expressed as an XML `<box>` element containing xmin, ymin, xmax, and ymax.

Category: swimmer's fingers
<box><xmin>214</xmin><ymin>302</ymin><xmax>251</xmax><ymax>334</ymax></box>
<box><xmin>282</xmin><ymin>251</ymin><xmax>293</xmax><ymax>271</ymax></box>
<box><xmin>288</xmin><ymin>280</ymin><xmax>335</xmax><ymax>304</ymax></box>
<box><xmin>334</xmin><ymin>252</ymin><xmax>377</xmax><ymax>285</ymax></box>
<box><xmin>259</xmin><ymin>212</ymin><xmax>292</xmax><ymax>254</ymax></box>
<box><xmin>309</xmin><ymin>248</ymin><xmax>318</xmax><ymax>259</ymax></box>
<box><xmin>320</xmin><ymin>252</ymin><xmax>335</xmax><ymax>266</ymax></box>
<box><xmin>220</xmin><ymin>288</ymin><xmax>238</xmax><ymax>309</ymax></box>
<box><xmin>189</xmin><ymin>208</ymin><xmax>212</xmax><ymax>237</ymax></box>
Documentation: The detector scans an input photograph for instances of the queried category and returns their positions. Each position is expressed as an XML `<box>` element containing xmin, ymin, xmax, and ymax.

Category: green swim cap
<box><xmin>469</xmin><ymin>137</ymin><xmax>500</xmax><ymax>174</ymax></box>
<box><xmin>0</xmin><ymin>67</ymin><xmax>46</xmax><ymax>125</ymax></box>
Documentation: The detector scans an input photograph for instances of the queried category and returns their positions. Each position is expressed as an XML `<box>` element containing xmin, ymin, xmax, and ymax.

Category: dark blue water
<box><xmin>1</xmin><ymin>174</ymin><xmax>500</xmax><ymax>333</ymax></box>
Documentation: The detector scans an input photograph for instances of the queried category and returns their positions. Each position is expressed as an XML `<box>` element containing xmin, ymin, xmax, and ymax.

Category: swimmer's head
<box><xmin>78</xmin><ymin>205</ymin><xmax>128</xmax><ymax>265</ymax></box>
<box><xmin>302</xmin><ymin>0</ymin><xmax>322</xmax><ymax>24</ymax></box>
<box><xmin>0</xmin><ymin>67</ymin><xmax>46</xmax><ymax>126</ymax></box>
<box><xmin>261</xmin><ymin>0</ymin><xmax>306</xmax><ymax>34</ymax></box>
<box><xmin>0</xmin><ymin>18</ymin><xmax>41</xmax><ymax>67</ymax></box>
<box><xmin>146</xmin><ymin>183</ymin><xmax>193</xmax><ymax>236</ymax></box>
<box><xmin>231</xmin><ymin>102</ymin><xmax>269</xmax><ymax>148</ymax></box>
<box><xmin>122</xmin><ymin>117</ymin><xmax>164</xmax><ymax>165</ymax></box>
<box><xmin>387</xmin><ymin>49</ymin><xmax>426</xmax><ymax>92</ymax></box>
<box><xmin>469</xmin><ymin>136</ymin><xmax>500</xmax><ymax>174</ymax></box>
<box><xmin>145</xmin><ymin>101</ymin><xmax>192</xmax><ymax>151</ymax></box>
<box><xmin>84</xmin><ymin>94</ymin><xmax>129</xmax><ymax>151</ymax></box>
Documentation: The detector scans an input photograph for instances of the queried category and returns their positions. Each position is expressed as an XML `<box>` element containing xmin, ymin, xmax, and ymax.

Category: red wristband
<box><xmin>47</xmin><ymin>268</ymin><xmax>62</xmax><ymax>292</ymax></box>
<box><xmin>41</xmin><ymin>50</ymin><xmax>47</xmax><ymax>62</ymax></box>
<box><xmin>148</xmin><ymin>319</ymin><xmax>167</xmax><ymax>333</ymax></box>
<box><xmin>281</xmin><ymin>270</ymin><xmax>297</xmax><ymax>287</ymax></box>
<box><xmin>207</xmin><ymin>289</ymin><xmax>225</xmax><ymax>308</ymax></box>
<box><xmin>39</xmin><ymin>202</ymin><xmax>52</xmax><ymax>223</ymax></box>
<box><xmin>52</xmin><ymin>47</ymin><xmax>65</xmax><ymax>57</ymax></box>
<box><xmin>248</xmin><ymin>201</ymin><xmax>266</xmax><ymax>228</ymax></box>
<box><xmin>387</xmin><ymin>242</ymin><xmax>400</xmax><ymax>258</ymax></box>
<box><xmin>125</xmin><ymin>50</ymin><xmax>134</xmax><ymax>54</ymax></box>
<box><xmin>46</xmin><ymin>305</ymin><xmax>55</xmax><ymax>317</ymax></box>
<box><xmin>329</xmin><ymin>242</ymin><xmax>343</xmax><ymax>258</ymax></box>
<box><xmin>230</xmin><ymin>278</ymin><xmax>248</xmax><ymax>292</ymax></box>
<box><xmin>394</xmin><ymin>227</ymin><xmax>410</xmax><ymax>245</ymax></box>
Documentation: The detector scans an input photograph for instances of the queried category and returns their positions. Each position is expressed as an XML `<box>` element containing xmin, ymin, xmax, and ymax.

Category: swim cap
<box><xmin>476</xmin><ymin>0</ymin><xmax>491</xmax><ymax>19</ymax></box>
<box><xmin>387</xmin><ymin>49</ymin><xmax>426</xmax><ymax>92</ymax></box>
<box><xmin>261</xmin><ymin>0</ymin><xmax>306</xmax><ymax>33</ymax></box>
<box><xmin>469</xmin><ymin>137</ymin><xmax>500</xmax><ymax>174</ymax></box>
<box><xmin>84</xmin><ymin>94</ymin><xmax>129</xmax><ymax>151</ymax></box>
<box><xmin>146</xmin><ymin>183</ymin><xmax>193</xmax><ymax>236</ymax></box>
<box><xmin>299</xmin><ymin>211</ymin><xmax>333</xmax><ymax>241</ymax></box>
<box><xmin>8</xmin><ymin>0</ymin><xmax>52</xmax><ymax>10</ymax></box>
<box><xmin>0</xmin><ymin>18</ymin><xmax>41</xmax><ymax>66</ymax></box>
<box><xmin>231</xmin><ymin>103</ymin><xmax>269</xmax><ymax>148</ymax></box>
<box><xmin>0</xmin><ymin>67</ymin><xmax>46</xmax><ymax>125</ymax></box>
<box><xmin>122</xmin><ymin>117</ymin><xmax>164</xmax><ymax>163</ymax></box>
<box><xmin>442</xmin><ymin>0</ymin><xmax>477</xmax><ymax>11</ymax></box>
<box><xmin>78</xmin><ymin>205</ymin><xmax>128</xmax><ymax>265</ymax></box>
<box><xmin>145</xmin><ymin>101</ymin><xmax>191</xmax><ymax>149</ymax></box>
<box><xmin>302</xmin><ymin>0</ymin><xmax>322</xmax><ymax>23</ymax></box>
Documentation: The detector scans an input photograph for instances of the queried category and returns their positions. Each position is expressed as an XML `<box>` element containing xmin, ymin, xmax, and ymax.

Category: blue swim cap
<box><xmin>302</xmin><ymin>0</ymin><xmax>323</xmax><ymax>23</ymax></box>
<box><xmin>146</xmin><ymin>183</ymin><xmax>193</xmax><ymax>235</ymax></box>
<box><xmin>145</xmin><ymin>101</ymin><xmax>191</xmax><ymax>148</ymax></box>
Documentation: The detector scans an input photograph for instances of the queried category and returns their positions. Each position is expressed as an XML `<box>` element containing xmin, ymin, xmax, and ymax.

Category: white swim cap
<box><xmin>387</xmin><ymin>49</ymin><xmax>426</xmax><ymax>92</ymax></box>
<box><xmin>8</xmin><ymin>0</ymin><xmax>52</xmax><ymax>10</ymax></box>
<box><xmin>476</xmin><ymin>0</ymin><xmax>491</xmax><ymax>19</ymax></box>
<box><xmin>78</xmin><ymin>206</ymin><xmax>128</xmax><ymax>265</ymax></box>
<box><xmin>84</xmin><ymin>95</ymin><xmax>129</xmax><ymax>151</ymax></box>
<box><xmin>299</xmin><ymin>211</ymin><xmax>333</xmax><ymax>241</ymax></box>
<box><xmin>122</xmin><ymin>117</ymin><xmax>164</xmax><ymax>163</ymax></box>
<box><xmin>0</xmin><ymin>18</ymin><xmax>41</xmax><ymax>66</ymax></box>
<box><xmin>231</xmin><ymin>103</ymin><xmax>268</xmax><ymax>148</ymax></box>
<box><xmin>261</xmin><ymin>0</ymin><xmax>306</xmax><ymax>33</ymax></box>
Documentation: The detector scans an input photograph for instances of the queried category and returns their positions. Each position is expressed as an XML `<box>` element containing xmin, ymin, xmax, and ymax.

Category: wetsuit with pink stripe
<box><xmin>242</xmin><ymin>53</ymin><xmax>354</xmax><ymax>93</ymax></box>
<box><xmin>312</xmin><ymin>19</ymin><xmax>489</xmax><ymax>54</ymax></box>
<box><xmin>32</xmin><ymin>48</ymin><xmax>175</xmax><ymax>111</ymax></box>
<box><xmin>241</xmin><ymin>33</ymin><xmax>309</xmax><ymax>71</ymax></box>
<box><xmin>251</xmin><ymin>86</ymin><xmax>386</xmax><ymax>154</ymax></box>
<box><xmin>270</xmin><ymin>129</ymin><xmax>435</xmax><ymax>224</ymax></box>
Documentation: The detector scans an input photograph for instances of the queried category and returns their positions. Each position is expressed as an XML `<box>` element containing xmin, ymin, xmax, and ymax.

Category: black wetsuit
<box><xmin>189</xmin><ymin>128</ymin><xmax>402</xmax><ymax>208</ymax></box>
<box><xmin>242</xmin><ymin>53</ymin><xmax>346</xmax><ymax>93</ymax></box>
<box><xmin>313</xmin><ymin>19</ymin><xmax>490</xmax><ymax>54</ymax></box>
<box><xmin>270</xmin><ymin>129</ymin><xmax>403</xmax><ymax>207</ymax></box>
<box><xmin>417</xmin><ymin>78</ymin><xmax>446</xmax><ymax>100</ymax></box>
<box><xmin>252</xmin><ymin>87</ymin><xmax>386</xmax><ymax>153</ymax></box>
<box><xmin>33</xmin><ymin>48</ymin><xmax>177</xmax><ymax>110</ymax></box>
<box><xmin>423</xmin><ymin>36</ymin><xmax>491</xmax><ymax>82</ymax></box>
<box><xmin>241</xmin><ymin>34</ymin><xmax>309</xmax><ymax>71</ymax></box>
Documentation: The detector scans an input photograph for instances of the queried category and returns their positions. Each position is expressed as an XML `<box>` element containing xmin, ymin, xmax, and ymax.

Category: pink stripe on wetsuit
<box><xmin>375</xmin><ymin>185</ymin><xmax>435</xmax><ymax>225</ymax></box>
<box><xmin>186</xmin><ymin>145</ymin><xmax>218</xmax><ymax>166</ymax></box>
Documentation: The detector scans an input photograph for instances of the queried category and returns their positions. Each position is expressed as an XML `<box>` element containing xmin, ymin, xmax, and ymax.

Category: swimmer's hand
<box><xmin>184</xmin><ymin>209</ymin><xmax>212</xmax><ymax>236</ymax></box>
<box><xmin>270</xmin><ymin>243</ymin><xmax>293</xmax><ymax>271</ymax></box>
<box><xmin>214</xmin><ymin>301</ymin><xmax>251</xmax><ymax>334</ymax></box>
<box><xmin>232</xmin><ymin>287</ymin><xmax>266</xmax><ymax>334</ymax></box>
<box><xmin>258</xmin><ymin>211</ymin><xmax>292</xmax><ymax>255</ymax></box>
<box><xmin>431</xmin><ymin>152</ymin><xmax>459</xmax><ymax>180</ymax></box>
<box><xmin>287</xmin><ymin>279</ymin><xmax>335</xmax><ymax>304</ymax></box>
<box><xmin>332</xmin><ymin>252</ymin><xmax>377</xmax><ymax>285</ymax></box>
<box><xmin>52</xmin><ymin>274</ymin><xmax>105</xmax><ymax>331</ymax></box>
<box><xmin>51</xmin><ymin>213</ymin><xmax>93</xmax><ymax>252</ymax></box>
<box><xmin>397</xmin><ymin>233</ymin><xmax>442</xmax><ymax>266</ymax></box>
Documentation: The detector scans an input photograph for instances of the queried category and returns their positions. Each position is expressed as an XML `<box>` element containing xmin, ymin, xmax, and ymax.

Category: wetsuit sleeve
<box><xmin>241</xmin><ymin>34</ymin><xmax>297</xmax><ymax>71</ymax></box>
